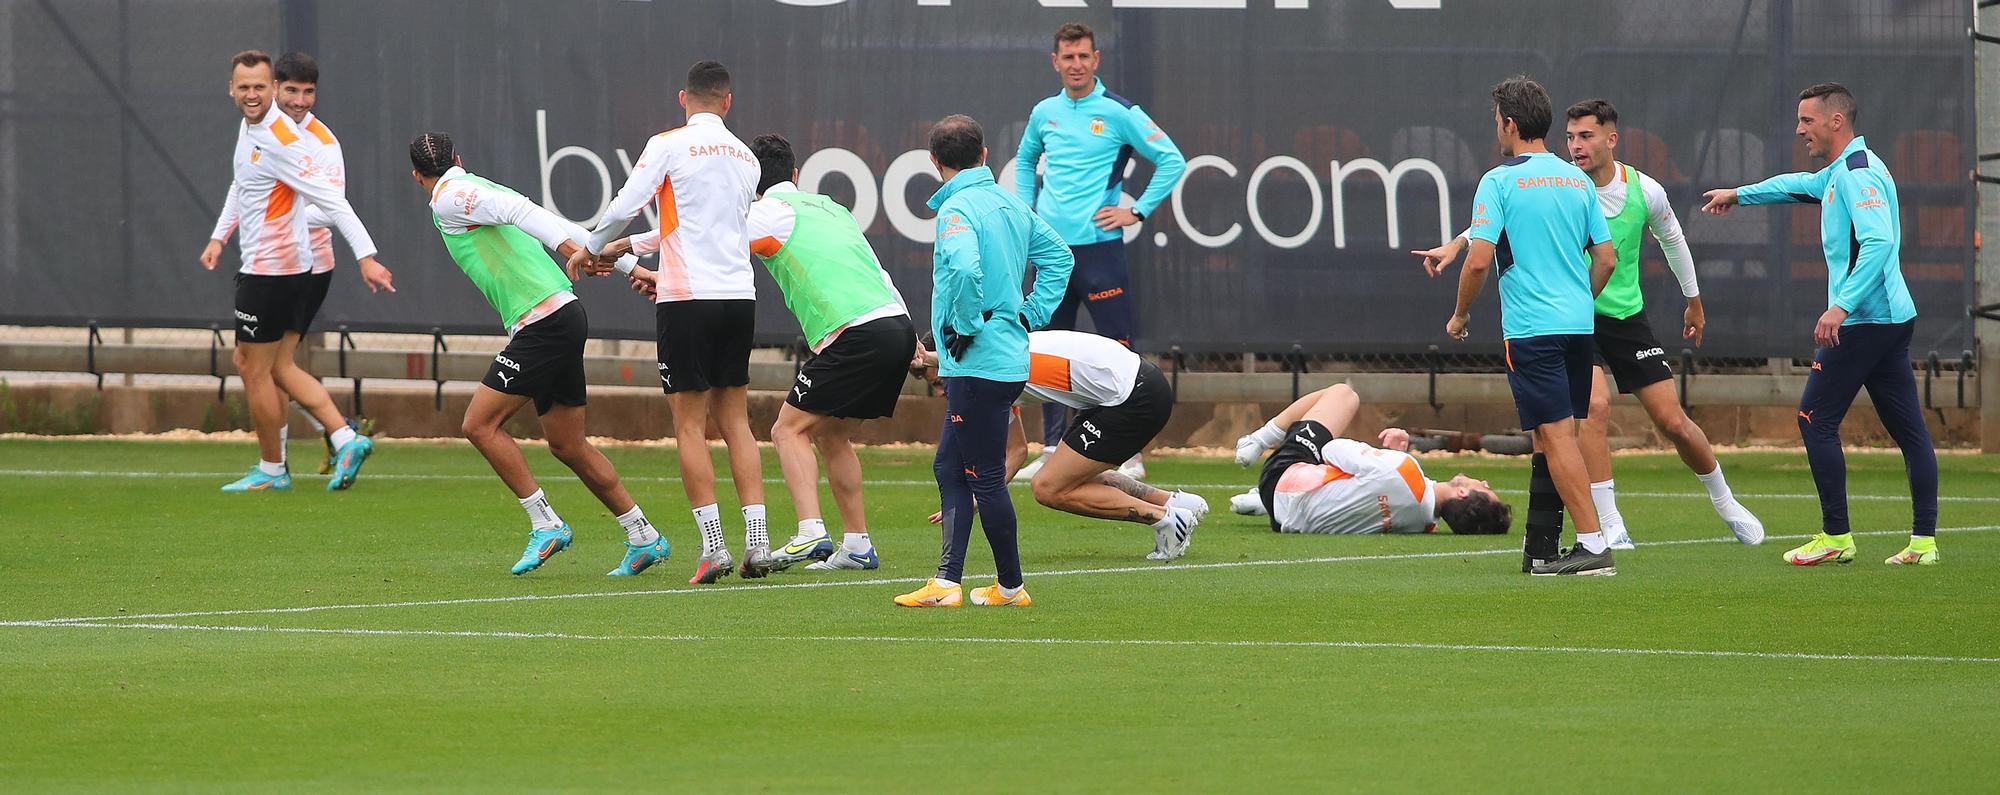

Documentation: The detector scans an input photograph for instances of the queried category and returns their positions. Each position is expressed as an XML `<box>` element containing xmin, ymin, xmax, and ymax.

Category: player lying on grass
<box><xmin>1231</xmin><ymin>384</ymin><xmax>1512</xmax><ymax>536</ymax></box>
<box><xmin>410</xmin><ymin>133</ymin><xmax>671</xmax><ymax>578</ymax></box>
<box><xmin>915</xmin><ymin>330</ymin><xmax>1210</xmax><ymax>560</ymax></box>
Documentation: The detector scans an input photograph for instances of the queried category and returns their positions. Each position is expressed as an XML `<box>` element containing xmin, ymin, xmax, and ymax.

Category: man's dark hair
<box><xmin>686</xmin><ymin>60</ymin><xmax>731</xmax><ymax>101</ymax></box>
<box><xmin>928</xmin><ymin>115</ymin><xmax>984</xmax><ymax>171</ymax></box>
<box><xmin>410</xmin><ymin>132</ymin><xmax>456</xmax><ymax>178</ymax></box>
<box><xmin>1492</xmin><ymin>76</ymin><xmax>1553</xmax><ymax>142</ymax></box>
<box><xmin>750</xmin><ymin>133</ymin><xmax>795</xmax><ymax>195</ymax></box>
<box><xmin>1054</xmin><ymin>22</ymin><xmax>1095</xmax><ymax>51</ymax></box>
<box><xmin>273</xmin><ymin>51</ymin><xmax>318</xmax><ymax>85</ymax></box>
<box><xmin>230</xmin><ymin>50</ymin><xmax>271</xmax><ymax>71</ymax></box>
<box><xmin>1565</xmin><ymin>98</ymin><xmax>1618</xmax><ymax>127</ymax></box>
<box><xmin>1437</xmin><ymin>490</ymin><xmax>1513</xmax><ymax>535</ymax></box>
<box><xmin>1799</xmin><ymin>82</ymin><xmax>1857</xmax><ymax>123</ymax></box>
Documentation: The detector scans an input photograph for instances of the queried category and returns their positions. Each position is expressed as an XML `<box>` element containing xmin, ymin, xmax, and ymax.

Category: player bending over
<box><xmin>410</xmin><ymin>133</ymin><xmax>670</xmax><ymax>578</ymax></box>
<box><xmin>1232</xmin><ymin>385</ymin><xmax>1512</xmax><ymax>536</ymax></box>
<box><xmin>917</xmin><ymin>330</ymin><xmax>1210</xmax><ymax>560</ymax></box>
<box><xmin>736</xmin><ymin>133</ymin><xmax>919</xmax><ymax>575</ymax></box>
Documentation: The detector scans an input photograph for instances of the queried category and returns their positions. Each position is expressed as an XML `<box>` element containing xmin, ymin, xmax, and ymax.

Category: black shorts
<box><xmin>1505</xmin><ymin>334</ymin><xmax>1593</xmax><ymax>430</ymax></box>
<box><xmin>483</xmin><ymin>301</ymin><xmax>588</xmax><ymax>415</ymax></box>
<box><xmin>788</xmin><ymin>315</ymin><xmax>918</xmax><ymax>419</ymax></box>
<box><xmin>1065</xmin><ymin>360</ymin><xmax>1173</xmax><ymax>465</ymax></box>
<box><xmin>233</xmin><ymin>272</ymin><xmax>322</xmax><ymax>343</ymax></box>
<box><xmin>1257</xmin><ymin>419</ymin><xmax>1333</xmax><ymax>533</ymax></box>
<box><xmin>656</xmin><ymin>299</ymin><xmax>754</xmax><ymax>394</ymax></box>
<box><xmin>1592</xmin><ymin>310</ymin><xmax>1674</xmax><ymax>394</ymax></box>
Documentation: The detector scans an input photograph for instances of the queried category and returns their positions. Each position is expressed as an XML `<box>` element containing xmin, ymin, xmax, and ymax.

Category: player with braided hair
<box><xmin>408</xmin><ymin>133</ymin><xmax>670</xmax><ymax>578</ymax></box>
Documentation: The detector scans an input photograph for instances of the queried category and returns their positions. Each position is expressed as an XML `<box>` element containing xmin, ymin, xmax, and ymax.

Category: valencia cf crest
<box><xmin>1089</xmin><ymin>117</ymin><xmax>1105</xmax><ymax>135</ymax></box>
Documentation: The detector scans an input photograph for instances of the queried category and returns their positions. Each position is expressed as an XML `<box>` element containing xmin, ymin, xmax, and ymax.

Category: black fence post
<box><xmin>431</xmin><ymin>328</ymin><xmax>448</xmax><ymax>412</ymax></box>
<box><xmin>1923</xmin><ymin>351</ymin><xmax>1940</xmax><ymax>410</ymax></box>
<box><xmin>1959</xmin><ymin>350</ymin><xmax>1974</xmax><ymax>409</ymax></box>
<box><xmin>1426</xmin><ymin>344</ymin><xmax>1441</xmax><ymax>412</ymax></box>
<box><xmin>209</xmin><ymin>324</ymin><xmax>227</xmax><ymax>402</ymax></box>
<box><xmin>1679</xmin><ymin>349</ymin><xmax>1695</xmax><ymax>410</ymax></box>
<box><xmin>85</xmin><ymin>321</ymin><xmax>103</xmax><ymax>390</ymax></box>
<box><xmin>1289</xmin><ymin>343</ymin><xmax>1304</xmax><ymax>401</ymax></box>
<box><xmin>1169</xmin><ymin>345</ymin><xmax>1183</xmax><ymax>395</ymax></box>
<box><xmin>337</xmin><ymin>325</ymin><xmax>361</xmax><ymax>417</ymax></box>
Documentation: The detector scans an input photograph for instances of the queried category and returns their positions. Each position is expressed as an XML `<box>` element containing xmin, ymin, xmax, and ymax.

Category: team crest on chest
<box><xmin>1089</xmin><ymin>117</ymin><xmax>1105</xmax><ymax>135</ymax></box>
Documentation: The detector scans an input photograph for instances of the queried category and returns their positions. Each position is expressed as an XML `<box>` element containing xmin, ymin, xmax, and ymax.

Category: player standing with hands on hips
<box><xmin>1013</xmin><ymin>22</ymin><xmax>1185</xmax><ymax>482</ymax></box>
<box><xmin>1700</xmin><ymin>82</ymin><xmax>1939</xmax><ymax>567</ymax></box>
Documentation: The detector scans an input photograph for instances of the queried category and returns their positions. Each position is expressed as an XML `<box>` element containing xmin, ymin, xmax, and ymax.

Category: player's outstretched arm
<box><xmin>1412</xmin><ymin>230</ymin><xmax>1468</xmax><ymax>277</ymax></box>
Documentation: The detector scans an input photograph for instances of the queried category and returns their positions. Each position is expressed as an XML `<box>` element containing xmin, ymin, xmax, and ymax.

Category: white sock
<box><xmin>933</xmin><ymin>578</ymin><xmax>959</xmax><ymax>589</ymax></box>
<box><xmin>329</xmin><ymin>425</ymin><xmax>357</xmax><ymax>450</ymax></box>
<box><xmin>258</xmin><ymin>459</ymin><xmax>286</xmax><ymax>477</ymax></box>
<box><xmin>1250</xmin><ymin>421</ymin><xmax>1286</xmax><ymax>449</ymax></box>
<box><xmin>842</xmin><ymin>532</ymin><xmax>871</xmax><ymax>553</ymax></box>
<box><xmin>693</xmin><ymin>504</ymin><xmax>724</xmax><ymax>555</ymax></box>
<box><xmin>1697</xmin><ymin>464</ymin><xmax>1735</xmax><ymax>505</ymax></box>
<box><xmin>1589</xmin><ymin>480</ymin><xmax>1624</xmax><ymax>532</ymax></box>
<box><xmin>1167</xmin><ymin>491</ymin><xmax>1202</xmax><ymax>512</ymax></box>
<box><xmin>999</xmin><ymin>583</ymin><xmax>1024</xmax><ymax>597</ymax></box>
<box><xmin>1577</xmin><ymin>531</ymin><xmax>1609</xmax><ymax>554</ymax></box>
<box><xmin>520</xmin><ymin>489</ymin><xmax>562</xmax><ymax>531</ymax></box>
<box><xmin>617</xmin><ymin>505</ymin><xmax>660</xmax><ymax>546</ymax></box>
<box><xmin>278</xmin><ymin>424</ymin><xmax>289</xmax><ymax>465</ymax></box>
<box><xmin>743</xmin><ymin>504</ymin><xmax>768</xmax><ymax>550</ymax></box>
<box><xmin>795</xmin><ymin>518</ymin><xmax>828</xmax><ymax>543</ymax></box>
<box><xmin>1150</xmin><ymin>511</ymin><xmax>1180</xmax><ymax>531</ymax></box>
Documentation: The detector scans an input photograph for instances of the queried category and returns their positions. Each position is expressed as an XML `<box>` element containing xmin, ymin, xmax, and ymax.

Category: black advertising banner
<box><xmin>0</xmin><ymin>0</ymin><xmax>1975</xmax><ymax>358</ymax></box>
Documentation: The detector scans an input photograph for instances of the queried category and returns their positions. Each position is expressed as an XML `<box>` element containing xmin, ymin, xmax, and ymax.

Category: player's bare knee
<box><xmin>459</xmin><ymin>414</ymin><xmax>493</xmax><ymax>443</ymax></box>
<box><xmin>1587</xmin><ymin>394</ymin><xmax>1611</xmax><ymax>423</ymax></box>
<box><xmin>546</xmin><ymin>435</ymin><xmax>590</xmax><ymax>464</ymax></box>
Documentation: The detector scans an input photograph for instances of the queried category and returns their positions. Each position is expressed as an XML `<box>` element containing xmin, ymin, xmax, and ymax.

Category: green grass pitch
<box><xmin>3</xmin><ymin>437</ymin><xmax>1997</xmax><ymax>792</ymax></box>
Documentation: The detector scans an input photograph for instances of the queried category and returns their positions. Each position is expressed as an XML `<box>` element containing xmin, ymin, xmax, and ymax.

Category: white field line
<box><xmin>15</xmin><ymin>620</ymin><xmax>1999</xmax><ymax>665</ymax></box>
<box><xmin>7</xmin><ymin>525</ymin><xmax>1993</xmax><ymax>628</ymax></box>
<box><xmin>1</xmin><ymin>467</ymin><xmax>1992</xmax><ymax>504</ymax></box>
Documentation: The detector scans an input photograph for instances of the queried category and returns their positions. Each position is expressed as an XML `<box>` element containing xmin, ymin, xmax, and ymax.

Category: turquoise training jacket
<box><xmin>1014</xmin><ymin>78</ymin><xmax>1186</xmax><ymax>246</ymax></box>
<box><xmin>1735</xmin><ymin>135</ymin><xmax>1915</xmax><ymax>326</ymax></box>
<box><xmin>927</xmin><ymin>166</ymin><xmax>1075</xmax><ymax>382</ymax></box>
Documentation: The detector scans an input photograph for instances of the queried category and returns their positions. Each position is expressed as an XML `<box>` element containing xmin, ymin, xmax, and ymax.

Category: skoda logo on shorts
<box><xmin>1635</xmin><ymin>347</ymin><xmax>1665</xmax><ymax>360</ymax></box>
<box><xmin>495</xmin><ymin>354</ymin><xmax>523</xmax><ymax>372</ymax></box>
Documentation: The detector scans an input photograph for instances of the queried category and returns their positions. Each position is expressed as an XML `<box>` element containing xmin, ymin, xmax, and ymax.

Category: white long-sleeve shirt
<box><xmin>588</xmin><ymin>112</ymin><xmax>758</xmax><ymax>303</ymax></box>
<box><xmin>214</xmin><ymin>191</ymin><xmax>337</xmax><ymax>274</ymax></box>
<box><xmin>428</xmin><ymin>165</ymin><xmax>638</xmax><ymax>335</ymax></box>
<box><xmin>228</xmin><ymin>111</ymin><xmax>378</xmax><ymax>276</ymax></box>
<box><xmin>1458</xmin><ymin>165</ymin><xmax>1697</xmax><ymax>299</ymax></box>
<box><xmin>1272</xmin><ymin>437</ymin><xmax>1438</xmax><ymax>535</ymax></box>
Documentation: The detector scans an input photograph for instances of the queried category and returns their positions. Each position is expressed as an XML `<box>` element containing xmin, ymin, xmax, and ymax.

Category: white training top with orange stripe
<box><xmin>1271</xmin><ymin>436</ymin><xmax>1438</xmax><ymax>535</ymax></box>
<box><xmin>589</xmin><ymin>112</ymin><xmax>757</xmax><ymax>303</ymax></box>
<box><xmin>228</xmin><ymin>111</ymin><xmax>376</xmax><ymax>276</ymax></box>
<box><xmin>1023</xmin><ymin>330</ymin><xmax>1142</xmax><ymax>409</ymax></box>
<box><xmin>212</xmin><ymin>112</ymin><xmax>375</xmax><ymax>275</ymax></box>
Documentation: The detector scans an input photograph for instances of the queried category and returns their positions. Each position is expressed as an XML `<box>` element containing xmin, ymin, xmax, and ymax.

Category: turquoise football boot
<box><xmin>326</xmin><ymin>435</ymin><xmax>376</xmax><ymax>491</ymax></box>
<box><xmin>220</xmin><ymin>467</ymin><xmax>291</xmax><ymax>493</ymax></box>
<box><xmin>608</xmin><ymin>537</ymin><xmax>672</xmax><ymax>576</ymax></box>
<box><xmin>511</xmin><ymin>525</ymin><xmax>574</xmax><ymax>575</ymax></box>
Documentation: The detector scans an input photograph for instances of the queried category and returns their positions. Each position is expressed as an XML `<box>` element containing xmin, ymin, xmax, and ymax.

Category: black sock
<box><xmin>1526</xmin><ymin>452</ymin><xmax>1564</xmax><ymax>561</ymax></box>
